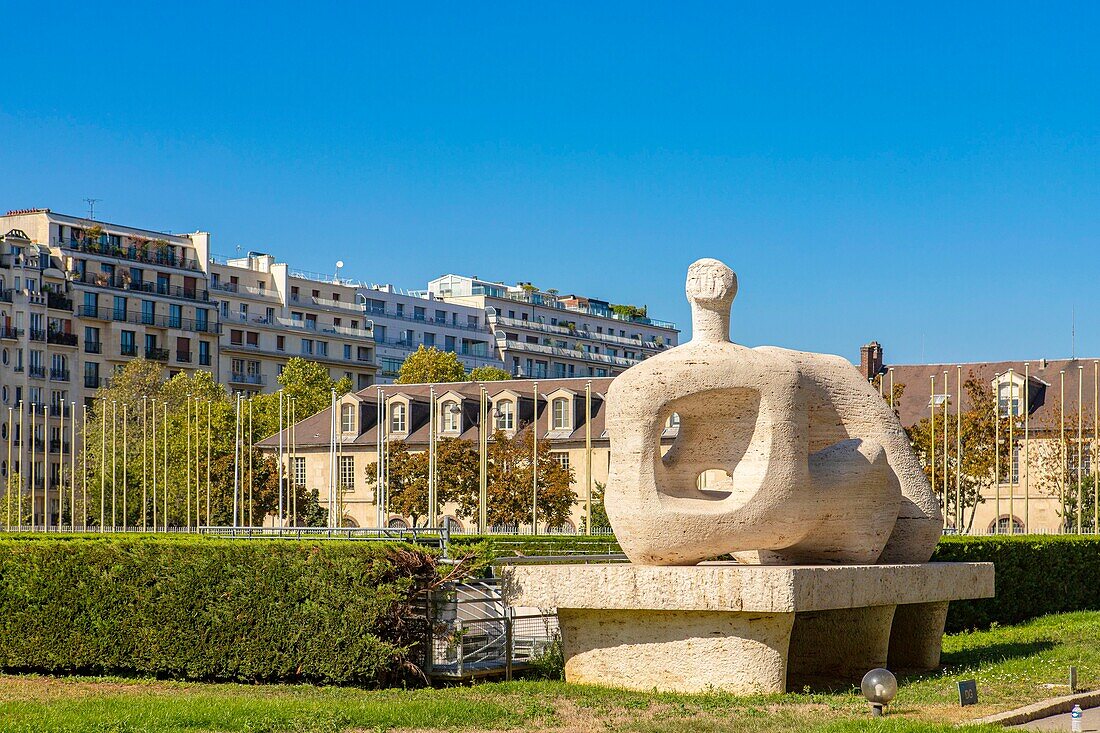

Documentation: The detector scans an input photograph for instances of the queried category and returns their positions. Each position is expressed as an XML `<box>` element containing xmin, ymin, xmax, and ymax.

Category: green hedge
<box><xmin>935</xmin><ymin>535</ymin><xmax>1100</xmax><ymax>633</ymax></box>
<box><xmin>0</xmin><ymin>536</ymin><xmax>437</xmax><ymax>685</ymax></box>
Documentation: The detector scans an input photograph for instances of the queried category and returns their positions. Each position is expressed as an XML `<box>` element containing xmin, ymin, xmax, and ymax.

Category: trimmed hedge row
<box><xmin>0</xmin><ymin>536</ymin><xmax>437</xmax><ymax>685</ymax></box>
<box><xmin>935</xmin><ymin>535</ymin><xmax>1100</xmax><ymax>633</ymax></box>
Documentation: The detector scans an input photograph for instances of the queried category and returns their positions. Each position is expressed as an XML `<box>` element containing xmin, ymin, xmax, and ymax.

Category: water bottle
<box><xmin>1071</xmin><ymin>704</ymin><xmax>1083</xmax><ymax>732</ymax></box>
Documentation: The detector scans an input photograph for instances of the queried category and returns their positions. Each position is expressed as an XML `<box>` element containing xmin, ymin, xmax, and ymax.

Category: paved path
<box><xmin>1015</xmin><ymin>705</ymin><xmax>1100</xmax><ymax>731</ymax></box>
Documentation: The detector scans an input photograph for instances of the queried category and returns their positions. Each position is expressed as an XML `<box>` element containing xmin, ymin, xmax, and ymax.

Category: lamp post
<box><xmin>861</xmin><ymin>668</ymin><xmax>897</xmax><ymax>717</ymax></box>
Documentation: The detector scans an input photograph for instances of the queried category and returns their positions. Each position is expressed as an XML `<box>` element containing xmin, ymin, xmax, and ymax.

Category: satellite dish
<box><xmin>336</xmin><ymin>260</ymin><xmax>344</xmax><ymax>269</ymax></box>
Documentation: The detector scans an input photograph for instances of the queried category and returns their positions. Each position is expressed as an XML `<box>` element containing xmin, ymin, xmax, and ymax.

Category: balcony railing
<box><xmin>47</xmin><ymin>331</ymin><xmax>78</xmax><ymax>346</ymax></box>
<box><xmin>78</xmin><ymin>305</ymin><xmax>221</xmax><ymax>334</ymax></box>
<box><xmin>48</xmin><ymin>440</ymin><xmax>71</xmax><ymax>454</ymax></box>
<box><xmin>57</xmin><ymin>237</ymin><xmax>202</xmax><ymax>272</ymax></box>
<box><xmin>49</xmin><ymin>368</ymin><xmax>70</xmax><ymax>382</ymax></box>
<box><xmin>120</xmin><ymin>344</ymin><xmax>138</xmax><ymax>357</ymax></box>
<box><xmin>75</xmin><ymin>271</ymin><xmax>209</xmax><ymax>302</ymax></box>
<box><xmin>230</xmin><ymin>373</ymin><xmax>265</xmax><ymax>385</ymax></box>
<box><xmin>0</xmin><ymin>289</ymin><xmax>12</xmax><ymax>303</ymax></box>
<box><xmin>84</xmin><ymin>374</ymin><xmax>102</xmax><ymax>389</ymax></box>
<box><xmin>145</xmin><ymin>348</ymin><xmax>170</xmax><ymax>362</ymax></box>
<box><xmin>199</xmin><ymin>353</ymin><xmax>211</xmax><ymax>366</ymax></box>
<box><xmin>28</xmin><ymin>365</ymin><xmax>46</xmax><ymax>379</ymax></box>
<box><xmin>176</xmin><ymin>351</ymin><xmax>192</xmax><ymax>363</ymax></box>
<box><xmin>29</xmin><ymin>329</ymin><xmax>46</xmax><ymax>342</ymax></box>
<box><xmin>0</xmin><ymin>326</ymin><xmax>21</xmax><ymax>339</ymax></box>
<box><xmin>85</xmin><ymin>341</ymin><xmax>102</xmax><ymax>354</ymax></box>
<box><xmin>46</xmin><ymin>292</ymin><xmax>73</xmax><ymax>311</ymax></box>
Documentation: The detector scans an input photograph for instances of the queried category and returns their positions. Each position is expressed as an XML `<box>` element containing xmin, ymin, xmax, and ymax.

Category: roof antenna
<box><xmin>83</xmin><ymin>198</ymin><xmax>101</xmax><ymax>220</ymax></box>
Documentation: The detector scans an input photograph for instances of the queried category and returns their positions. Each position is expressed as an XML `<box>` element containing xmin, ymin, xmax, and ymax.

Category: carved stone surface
<box><xmin>605</xmin><ymin>258</ymin><xmax>941</xmax><ymax>566</ymax></box>
<box><xmin>504</xmin><ymin>259</ymin><xmax>992</xmax><ymax>694</ymax></box>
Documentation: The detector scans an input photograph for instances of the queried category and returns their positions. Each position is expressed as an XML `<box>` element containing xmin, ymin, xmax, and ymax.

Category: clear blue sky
<box><xmin>2</xmin><ymin>2</ymin><xmax>1097</xmax><ymax>364</ymax></box>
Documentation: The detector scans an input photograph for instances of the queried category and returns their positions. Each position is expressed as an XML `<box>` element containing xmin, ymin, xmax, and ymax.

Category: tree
<box><xmin>909</xmin><ymin>373</ymin><xmax>1017</xmax><ymax>532</ymax></box>
<box><xmin>396</xmin><ymin>346</ymin><xmax>466</xmax><ymax>384</ymax></box>
<box><xmin>870</xmin><ymin>373</ymin><xmax>906</xmax><ymax>419</ymax></box>
<box><xmin>583</xmin><ymin>481</ymin><xmax>611</xmax><ymax>533</ymax></box>
<box><xmin>1029</xmin><ymin>397</ymin><xmax>1097</xmax><ymax>533</ymax></box>
<box><xmin>250</xmin><ymin>358</ymin><xmax>352</xmax><ymax>439</ymax></box>
<box><xmin>468</xmin><ymin>366</ymin><xmax>512</xmax><ymax>382</ymax></box>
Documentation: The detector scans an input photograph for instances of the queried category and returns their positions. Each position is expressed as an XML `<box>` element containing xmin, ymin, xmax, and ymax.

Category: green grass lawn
<box><xmin>2</xmin><ymin>611</ymin><xmax>1097</xmax><ymax>733</ymax></box>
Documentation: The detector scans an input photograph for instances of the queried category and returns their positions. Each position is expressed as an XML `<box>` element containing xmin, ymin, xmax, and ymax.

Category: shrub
<box><xmin>936</xmin><ymin>535</ymin><xmax>1100</xmax><ymax>633</ymax></box>
<box><xmin>0</xmin><ymin>535</ymin><xmax>438</xmax><ymax>685</ymax></box>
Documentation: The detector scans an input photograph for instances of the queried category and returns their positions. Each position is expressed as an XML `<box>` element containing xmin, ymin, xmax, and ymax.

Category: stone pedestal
<box><xmin>502</xmin><ymin>562</ymin><xmax>994</xmax><ymax>694</ymax></box>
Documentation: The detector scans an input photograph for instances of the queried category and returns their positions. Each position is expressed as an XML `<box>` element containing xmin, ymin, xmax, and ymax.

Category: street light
<box><xmin>861</xmin><ymin>668</ymin><xmax>897</xmax><ymax>717</ymax></box>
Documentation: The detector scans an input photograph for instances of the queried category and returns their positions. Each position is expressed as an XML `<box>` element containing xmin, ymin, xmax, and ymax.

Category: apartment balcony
<box><xmin>490</xmin><ymin>314</ymin><xmax>670</xmax><ymax>351</ymax></box>
<box><xmin>49</xmin><ymin>368</ymin><xmax>70</xmax><ymax>382</ymax></box>
<box><xmin>49</xmin><ymin>403</ymin><xmax>72</xmax><ymax>418</ymax></box>
<box><xmin>47</xmin><ymin>331</ymin><xmax>78</xmax><ymax>347</ymax></box>
<box><xmin>48</xmin><ymin>440</ymin><xmax>71</xmax><ymax>454</ymax></box>
<box><xmin>84</xmin><ymin>374</ymin><xmax>103</xmax><ymax>389</ymax></box>
<box><xmin>75</xmin><ymin>271</ymin><xmax>209</xmax><ymax>302</ymax></box>
<box><xmin>46</xmin><ymin>292</ymin><xmax>73</xmax><ymax>311</ymax></box>
<box><xmin>57</xmin><ymin>237</ymin><xmax>202</xmax><ymax>272</ymax></box>
<box><xmin>198</xmin><ymin>353</ymin><xmax>211</xmax><ymax>366</ymax></box>
<box><xmin>120</xmin><ymin>344</ymin><xmax>138</xmax><ymax>357</ymax></box>
<box><xmin>497</xmin><ymin>338</ymin><xmax>637</xmax><ymax>369</ymax></box>
<box><xmin>28</xmin><ymin>365</ymin><xmax>46</xmax><ymax>379</ymax></box>
<box><xmin>0</xmin><ymin>289</ymin><xmax>12</xmax><ymax>303</ymax></box>
<box><xmin>176</xmin><ymin>351</ymin><xmax>192</xmax><ymax>363</ymax></box>
<box><xmin>230</xmin><ymin>373</ymin><xmax>265</xmax><ymax>386</ymax></box>
<box><xmin>0</xmin><ymin>326</ymin><xmax>21</xmax><ymax>339</ymax></box>
<box><xmin>13</xmin><ymin>364</ymin><xmax>23</xmax><ymax>373</ymax></box>
<box><xmin>210</xmin><ymin>281</ymin><xmax>279</xmax><ymax>301</ymax></box>
<box><xmin>312</xmin><ymin>295</ymin><xmax>366</xmax><ymax>313</ymax></box>
<box><xmin>29</xmin><ymin>329</ymin><xmax>46</xmax><ymax>342</ymax></box>
<box><xmin>85</xmin><ymin>341</ymin><xmax>102</xmax><ymax>354</ymax></box>
<box><xmin>145</xmin><ymin>347</ymin><xmax>170</xmax><ymax>362</ymax></box>
<box><xmin>78</xmin><ymin>305</ymin><xmax>221</xmax><ymax>334</ymax></box>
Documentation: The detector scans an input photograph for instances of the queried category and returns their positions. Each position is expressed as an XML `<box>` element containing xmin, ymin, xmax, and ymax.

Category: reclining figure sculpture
<box><xmin>605</xmin><ymin>258</ymin><xmax>942</xmax><ymax>566</ymax></box>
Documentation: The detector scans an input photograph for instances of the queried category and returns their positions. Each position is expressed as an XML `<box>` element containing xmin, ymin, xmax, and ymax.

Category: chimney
<box><xmin>860</xmin><ymin>341</ymin><xmax>884</xmax><ymax>381</ymax></box>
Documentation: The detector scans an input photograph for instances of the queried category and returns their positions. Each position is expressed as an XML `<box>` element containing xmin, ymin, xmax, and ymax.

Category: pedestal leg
<box><xmin>787</xmin><ymin>605</ymin><xmax>896</xmax><ymax>689</ymax></box>
<box><xmin>887</xmin><ymin>601</ymin><xmax>949</xmax><ymax>673</ymax></box>
<box><xmin>558</xmin><ymin>608</ymin><xmax>795</xmax><ymax>694</ymax></box>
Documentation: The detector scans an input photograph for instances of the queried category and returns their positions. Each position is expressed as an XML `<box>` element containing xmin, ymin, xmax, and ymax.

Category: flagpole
<box><xmin>206</xmin><ymin>400</ymin><xmax>211</xmax><ymax>527</ymax></box>
<box><xmin>290</xmin><ymin>399</ymin><xmax>297</xmax><ymax>526</ymax></box>
<box><xmin>30</xmin><ymin>401</ymin><xmax>37</xmax><ymax>530</ymax></box>
<box><xmin>479</xmin><ymin>385</ymin><xmax>487</xmax><ymax>533</ymax></box>
<box><xmin>586</xmin><ymin>380</ymin><xmax>593</xmax><ymax>534</ymax></box>
<box><xmin>40</xmin><ymin>405</ymin><xmax>47</xmax><ymax>530</ymax></box>
<box><xmin>930</xmin><ymin>375</ymin><xmax>937</xmax><ymax>529</ymax></box>
<box><xmin>955</xmin><ymin>366</ymin><xmax>962</xmax><ymax>532</ymax></box>
<box><xmin>151</xmin><ymin>399</ymin><xmax>157</xmax><ymax>531</ymax></box>
<box><xmin>1094</xmin><ymin>360</ymin><xmax>1098</xmax><ymax>533</ymax></box>
<box><xmin>186</xmin><ymin>397</ymin><xmax>192</xmax><ymax>530</ymax></box>
<box><xmin>111</xmin><ymin>400</ymin><xmax>117</xmax><ymax>529</ymax></box>
<box><xmin>162</xmin><ymin>401</ymin><xmax>168</xmax><ymax>531</ymax></box>
<box><xmin>233</xmin><ymin>394</ymin><xmax>240</xmax><ymax>528</ymax></box>
<box><xmin>1060</xmin><ymin>370</ymin><xmax>1066</xmax><ymax>532</ymax></box>
<box><xmin>122</xmin><ymin>403</ymin><xmax>128</xmax><ymax>531</ymax></box>
<box><xmin>5</xmin><ymin>406</ymin><xmax>11</xmax><ymax>528</ymax></box>
<box><xmin>942</xmin><ymin>370</ymin><xmax>948</xmax><ymax>528</ymax></box>
<box><xmin>142</xmin><ymin>397</ymin><xmax>148</xmax><ymax>531</ymax></box>
<box><xmin>1078</xmin><ymin>365</ymin><xmax>1084</xmax><ymax>535</ymax></box>
<box><xmin>17</xmin><ymin>402</ymin><xmax>23</xmax><ymax>529</ymax></box>
<box><xmin>994</xmin><ymin>373</ymin><xmax>1000</xmax><ymax>534</ymax></box>
<box><xmin>532</xmin><ymin>381</ymin><xmax>539</xmax><ymax>535</ymax></box>
<box><xmin>377</xmin><ymin>388</ymin><xmax>384</xmax><ymax>528</ymax></box>
<box><xmin>81</xmin><ymin>404</ymin><xmax>87</xmax><ymax>531</ymax></box>
<box><xmin>1007</xmin><ymin>369</ymin><xmax>1015</xmax><ymax>532</ymax></box>
<box><xmin>1024</xmin><ymin>363</ymin><xmax>1030</xmax><ymax>533</ymax></box>
<box><xmin>248</xmin><ymin>397</ymin><xmax>253</xmax><ymax>527</ymax></box>
<box><xmin>428</xmin><ymin>386</ymin><xmax>436</xmax><ymax>528</ymax></box>
<box><xmin>59</xmin><ymin>398</ymin><xmax>65</xmax><ymax>530</ymax></box>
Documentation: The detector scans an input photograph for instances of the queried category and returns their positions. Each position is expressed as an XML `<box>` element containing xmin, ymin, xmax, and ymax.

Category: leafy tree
<box><xmin>396</xmin><ymin>346</ymin><xmax>466</xmax><ymax>384</ymax></box>
<box><xmin>366</xmin><ymin>430</ymin><xmax>577</xmax><ymax>529</ymax></box>
<box><xmin>584</xmin><ymin>480</ymin><xmax>611</xmax><ymax>532</ymax></box>
<box><xmin>870</xmin><ymin>373</ymin><xmax>906</xmax><ymax>418</ymax></box>
<box><xmin>1029</xmin><ymin>398</ymin><xmax>1097</xmax><ymax>533</ymax></box>
<box><xmin>468</xmin><ymin>366</ymin><xmax>512</xmax><ymax>382</ymax></box>
<box><xmin>250</xmin><ymin>358</ymin><xmax>351</xmax><ymax>440</ymax></box>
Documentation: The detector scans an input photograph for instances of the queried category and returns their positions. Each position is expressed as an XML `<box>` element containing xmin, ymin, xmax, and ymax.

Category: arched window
<box><xmin>387</xmin><ymin>516</ymin><xmax>409</xmax><ymax>529</ymax></box>
<box><xmin>443</xmin><ymin>516</ymin><xmax>463</xmax><ymax>533</ymax></box>
<box><xmin>340</xmin><ymin>403</ymin><xmax>355</xmax><ymax>433</ymax></box>
<box><xmin>391</xmin><ymin>403</ymin><xmax>406</xmax><ymax>432</ymax></box>
<box><xmin>495</xmin><ymin>400</ymin><xmax>514</xmax><ymax>430</ymax></box>
<box><xmin>442</xmin><ymin>400</ymin><xmax>460</xmax><ymax>432</ymax></box>
<box><xmin>552</xmin><ymin>397</ymin><xmax>569</xmax><ymax>430</ymax></box>
<box><xmin>989</xmin><ymin>515</ymin><xmax>1025</xmax><ymax>535</ymax></box>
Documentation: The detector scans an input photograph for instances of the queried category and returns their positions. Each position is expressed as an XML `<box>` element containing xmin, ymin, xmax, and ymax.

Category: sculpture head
<box><xmin>686</xmin><ymin>258</ymin><xmax>737</xmax><ymax>308</ymax></box>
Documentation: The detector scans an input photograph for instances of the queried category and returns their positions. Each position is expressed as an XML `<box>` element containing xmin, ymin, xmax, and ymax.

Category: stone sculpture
<box><xmin>605</xmin><ymin>258</ymin><xmax>941</xmax><ymax>566</ymax></box>
<box><xmin>503</xmin><ymin>258</ymin><xmax>993</xmax><ymax>694</ymax></box>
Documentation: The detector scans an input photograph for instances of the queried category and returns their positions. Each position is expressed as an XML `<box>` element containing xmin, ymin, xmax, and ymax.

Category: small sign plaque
<box><xmin>958</xmin><ymin>680</ymin><xmax>979</xmax><ymax>707</ymax></box>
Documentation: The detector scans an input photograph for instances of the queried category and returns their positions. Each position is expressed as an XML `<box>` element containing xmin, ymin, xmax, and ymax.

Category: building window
<box><xmin>292</xmin><ymin>456</ymin><xmax>305</xmax><ymax>487</ymax></box>
<box><xmin>442</xmin><ymin>400</ymin><xmax>460</xmax><ymax>432</ymax></box>
<box><xmin>341</xmin><ymin>403</ymin><xmax>356</xmax><ymax>433</ymax></box>
<box><xmin>495</xmin><ymin>400</ymin><xmax>514</xmax><ymax>430</ymax></box>
<box><xmin>301</xmin><ymin>339</ymin><xmax>313</xmax><ymax>355</ymax></box>
<box><xmin>339</xmin><ymin>455</ymin><xmax>354</xmax><ymax>489</ymax></box>
<box><xmin>391</xmin><ymin>403</ymin><xmax>407</xmax><ymax>432</ymax></box>
<box><xmin>551</xmin><ymin>451</ymin><xmax>569</xmax><ymax>471</ymax></box>
<box><xmin>552</xmin><ymin>397</ymin><xmax>569</xmax><ymax>430</ymax></box>
<box><xmin>277</xmin><ymin>335</ymin><xmax>285</xmax><ymax>351</ymax></box>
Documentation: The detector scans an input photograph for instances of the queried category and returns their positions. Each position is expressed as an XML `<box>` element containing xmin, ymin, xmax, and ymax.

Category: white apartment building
<box><xmin>427</xmin><ymin>275</ymin><xmax>679</xmax><ymax>379</ymax></box>
<box><xmin>209</xmin><ymin>253</ymin><xmax>377</xmax><ymax>394</ymax></box>
<box><xmin>357</xmin><ymin>284</ymin><xmax>503</xmax><ymax>383</ymax></box>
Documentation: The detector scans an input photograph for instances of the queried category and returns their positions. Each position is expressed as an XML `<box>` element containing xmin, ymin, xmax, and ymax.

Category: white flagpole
<box><xmin>428</xmin><ymin>386</ymin><xmax>436</xmax><ymax>528</ymax></box>
<box><xmin>278</xmin><ymin>390</ymin><xmax>284</xmax><ymax>526</ymax></box>
<box><xmin>532</xmin><ymin>381</ymin><xmax>539</xmax><ymax>535</ymax></box>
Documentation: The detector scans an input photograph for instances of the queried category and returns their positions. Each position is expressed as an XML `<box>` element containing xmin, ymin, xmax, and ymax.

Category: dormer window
<box><xmin>442</xmin><ymin>400</ymin><xmax>461</xmax><ymax>432</ymax></box>
<box><xmin>340</xmin><ymin>403</ymin><xmax>356</xmax><ymax>433</ymax></box>
<box><xmin>495</xmin><ymin>400</ymin><xmax>514</xmax><ymax>430</ymax></box>
<box><xmin>552</xmin><ymin>397</ymin><xmax>570</xmax><ymax>430</ymax></box>
<box><xmin>391</xmin><ymin>403</ymin><xmax>407</xmax><ymax>432</ymax></box>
